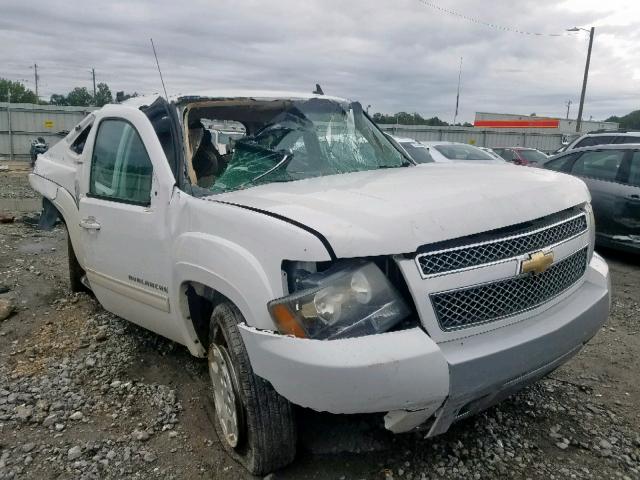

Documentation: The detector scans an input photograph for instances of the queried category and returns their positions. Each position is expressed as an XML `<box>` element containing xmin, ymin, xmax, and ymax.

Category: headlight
<box><xmin>268</xmin><ymin>260</ymin><xmax>410</xmax><ymax>340</ymax></box>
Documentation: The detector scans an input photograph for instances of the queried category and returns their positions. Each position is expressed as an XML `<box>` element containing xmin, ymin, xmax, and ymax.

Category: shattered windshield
<box><xmin>192</xmin><ymin>99</ymin><xmax>410</xmax><ymax>195</ymax></box>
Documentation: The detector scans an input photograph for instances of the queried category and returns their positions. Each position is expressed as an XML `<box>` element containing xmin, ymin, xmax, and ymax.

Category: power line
<box><xmin>416</xmin><ymin>0</ymin><xmax>567</xmax><ymax>37</ymax></box>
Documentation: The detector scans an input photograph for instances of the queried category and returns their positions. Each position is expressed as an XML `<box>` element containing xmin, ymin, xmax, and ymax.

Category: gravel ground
<box><xmin>1</xmin><ymin>167</ymin><xmax>639</xmax><ymax>479</ymax></box>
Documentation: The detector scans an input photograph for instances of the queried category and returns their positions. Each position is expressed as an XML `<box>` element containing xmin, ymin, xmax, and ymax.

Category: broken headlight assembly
<box><xmin>268</xmin><ymin>260</ymin><xmax>410</xmax><ymax>340</ymax></box>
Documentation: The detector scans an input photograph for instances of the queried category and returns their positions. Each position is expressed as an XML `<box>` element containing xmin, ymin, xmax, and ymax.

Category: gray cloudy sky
<box><xmin>2</xmin><ymin>0</ymin><xmax>639</xmax><ymax>122</ymax></box>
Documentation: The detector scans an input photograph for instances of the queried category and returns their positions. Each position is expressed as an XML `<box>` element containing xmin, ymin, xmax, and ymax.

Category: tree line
<box><xmin>605</xmin><ymin>111</ymin><xmax>640</xmax><ymax>130</ymax></box>
<box><xmin>0</xmin><ymin>78</ymin><xmax>137</xmax><ymax>107</ymax></box>
<box><xmin>2</xmin><ymin>77</ymin><xmax>639</xmax><ymax>129</ymax></box>
<box><xmin>371</xmin><ymin>111</ymin><xmax>472</xmax><ymax>127</ymax></box>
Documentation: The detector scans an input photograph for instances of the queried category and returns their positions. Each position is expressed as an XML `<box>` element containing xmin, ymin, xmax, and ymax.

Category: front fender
<box><xmin>173</xmin><ymin>232</ymin><xmax>278</xmax><ymax>333</ymax></box>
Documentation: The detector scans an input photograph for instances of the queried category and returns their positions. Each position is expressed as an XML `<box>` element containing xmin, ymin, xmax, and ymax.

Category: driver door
<box><xmin>78</xmin><ymin>113</ymin><xmax>175</xmax><ymax>339</ymax></box>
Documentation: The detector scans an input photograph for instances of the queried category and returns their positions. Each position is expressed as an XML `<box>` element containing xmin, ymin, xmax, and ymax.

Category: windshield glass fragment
<box><xmin>184</xmin><ymin>98</ymin><xmax>410</xmax><ymax>195</ymax></box>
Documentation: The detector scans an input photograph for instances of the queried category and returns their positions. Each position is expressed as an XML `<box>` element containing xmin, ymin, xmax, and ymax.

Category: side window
<box><xmin>592</xmin><ymin>136</ymin><xmax>615</xmax><ymax>146</ymax></box>
<box><xmin>619</xmin><ymin>136</ymin><xmax>640</xmax><ymax>144</ymax></box>
<box><xmin>574</xmin><ymin>137</ymin><xmax>595</xmax><ymax>148</ymax></box>
<box><xmin>503</xmin><ymin>149</ymin><xmax>517</xmax><ymax>161</ymax></box>
<box><xmin>574</xmin><ymin>136</ymin><xmax>615</xmax><ymax>148</ymax></box>
<box><xmin>628</xmin><ymin>152</ymin><xmax>640</xmax><ymax>187</ymax></box>
<box><xmin>90</xmin><ymin>119</ymin><xmax>153</xmax><ymax>205</ymax></box>
<box><xmin>571</xmin><ymin>150</ymin><xmax>625</xmax><ymax>182</ymax></box>
<box><xmin>545</xmin><ymin>153</ymin><xmax>580</xmax><ymax>172</ymax></box>
<box><xmin>70</xmin><ymin>124</ymin><xmax>92</xmax><ymax>154</ymax></box>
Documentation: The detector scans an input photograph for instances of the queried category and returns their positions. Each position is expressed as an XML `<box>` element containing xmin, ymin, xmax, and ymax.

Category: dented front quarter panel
<box><xmin>238</xmin><ymin>325</ymin><xmax>450</xmax><ymax>417</ymax></box>
<box><xmin>171</xmin><ymin>192</ymin><xmax>333</xmax><ymax>334</ymax></box>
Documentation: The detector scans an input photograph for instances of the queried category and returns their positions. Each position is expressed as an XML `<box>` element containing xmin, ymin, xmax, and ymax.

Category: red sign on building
<box><xmin>474</xmin><ymin>119</ymin><xmax>560</xmax><ymax>129</ymax></box>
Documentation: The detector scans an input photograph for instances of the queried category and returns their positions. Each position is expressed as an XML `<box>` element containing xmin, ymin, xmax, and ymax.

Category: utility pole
<box><xmin>91</xmin><ymin>68</ymin><xmax>97</xmax><ymax>105</ymax></box>
<box><xmin>7</xmin><ymin>89</ymin><xmax>13</xmax><ymax>161</ymax></box>
<box><xmin>568</xmin><ymin>26</ymin><xmax>595</xmax><ymax>133</ymax></box>
<box><xmin>453</xmin><ymin>57</ymin><xmax>463</xmax><ymax>125</ymax></box>
<box><xmin>33</xmin><ymin>63</ymin><xmax>39</xmax><ymax>102</ymax></box>
<box><xmin>565</xmin><ymin>100</ymin><xmax>572</xmax><ymax>120</ymax></box>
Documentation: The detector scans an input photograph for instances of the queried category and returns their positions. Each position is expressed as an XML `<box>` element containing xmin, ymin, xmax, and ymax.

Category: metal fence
<box><xmin>1</xmin><ymin>104</ymin><xmax>576</xmax><ymax>162</ymax></box>
<box><xmin>0</xmin><ymin>103</ymin><xmax>96</xmax><ymax>162</ymax></box>
<box><xmin>379</xmin><ymin>124</ymin><xmax>575</xmax><ymax>153</ymax></box>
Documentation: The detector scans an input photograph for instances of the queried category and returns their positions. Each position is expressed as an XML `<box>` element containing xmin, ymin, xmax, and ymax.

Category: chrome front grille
<box><xmin>416</xmin><ymin>212</ymin><xmax>587</xmax><ymax>278</ymax></box>
<box><xmin>430</xmin><ymin>247</ymin><xmax>588</xmax><ymax>331</ymax></box>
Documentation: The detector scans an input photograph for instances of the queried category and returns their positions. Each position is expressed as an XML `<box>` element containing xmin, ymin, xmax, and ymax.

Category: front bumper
<box><xmin>239</xmin><ymin>253</ymin><xmax>610</xmax><ymax>434</ymax></box>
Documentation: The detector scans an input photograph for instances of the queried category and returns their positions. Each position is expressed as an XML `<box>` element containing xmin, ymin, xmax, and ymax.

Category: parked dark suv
<box><xmin>541</xmin><ymin>144</ymin><xmax>640</xmax><ymax>253</ymax></box>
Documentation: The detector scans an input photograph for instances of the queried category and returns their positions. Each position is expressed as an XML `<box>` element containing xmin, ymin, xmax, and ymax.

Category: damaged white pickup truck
<box><xmin>29</xmin><ymin>90</ymin><xmax>611</xmax><ymax>474</ymax></box>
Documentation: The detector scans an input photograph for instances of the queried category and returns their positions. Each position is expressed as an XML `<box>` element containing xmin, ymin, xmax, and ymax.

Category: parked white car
<box><xmin>420</xmin><ymin>141</ymin><xmax>506</xmax><ymax>163</ymax></box>
<box><xmin>388</xmin><ymin>136</ymin><xmax>434</xmax><ymax>163</ymax></box>
<box><xmin>29</xmin><ymin>90</ymin><xmax>611</xmax><ymax>475</ymax></box>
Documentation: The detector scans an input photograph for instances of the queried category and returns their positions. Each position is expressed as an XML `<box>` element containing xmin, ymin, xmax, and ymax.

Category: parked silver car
<box><xmin>388</xmin><ymin>137</ymin><xmax>504</xmax><ymax>164</ymax></box>
<box><xmin>389</xmin><ymin>136</ymin><xmax>434</xmax><ymax>163</ymax></box>
<box><xmin>541</xmin><ymin>144</ymin><xmax>640</xmax><ymax>252</ymax></box>
<box><xmin>554</xmin><ymin>130</ymin><xmax>640</xmax><ymax>154</ymax></box>
<box><xmin>419</xmin><ymin>141</ymin><xmax>505</xmax><ymax>164</ymax></box>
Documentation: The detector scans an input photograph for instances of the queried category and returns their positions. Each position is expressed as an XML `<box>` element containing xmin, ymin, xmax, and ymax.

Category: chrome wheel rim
<box><xmin>208</xmin><ymin>344</ymin><xmax>241</xmax><ymax>448</ymax></box>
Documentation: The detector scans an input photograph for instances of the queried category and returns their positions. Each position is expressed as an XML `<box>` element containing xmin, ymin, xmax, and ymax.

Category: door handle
<box><xmin>79</xmin><ymin>217</ymin><xmax>101</xmax><ymax>230</ymax></box>
<box><xmin>627</xmin><ymin>194</ymin><xmax>640</xmax><ymax>203</ymax></box>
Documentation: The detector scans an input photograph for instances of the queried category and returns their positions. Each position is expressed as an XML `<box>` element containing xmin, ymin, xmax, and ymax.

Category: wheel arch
<box><xmin>29</xmin><ymin>174</ymin><xmax>86</xmax><ymax>267</ymax></box>
<box><xmin>175</xmin><ymin>260</ymin><xmax>276</xmax><ymax>358</ymax></box>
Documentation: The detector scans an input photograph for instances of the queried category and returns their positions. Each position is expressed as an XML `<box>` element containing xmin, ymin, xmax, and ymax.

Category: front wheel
<box><xmin>207</xmin><ymin>302</ymin><xmax>297</xmax><ymax>475</ymax></box>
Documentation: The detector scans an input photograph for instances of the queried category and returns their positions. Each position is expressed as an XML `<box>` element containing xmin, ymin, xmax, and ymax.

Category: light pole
<box><xmin>567</xmin><ymin>26</ymin><xmax>595</xmax><ymax>133</ymax></box>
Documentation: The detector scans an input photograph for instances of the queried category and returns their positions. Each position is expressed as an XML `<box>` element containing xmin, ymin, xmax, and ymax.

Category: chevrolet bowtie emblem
<box><xmin>521</xmin><ymin>250</ymin><xmax>554</xmax><ymax>275</ymax></box>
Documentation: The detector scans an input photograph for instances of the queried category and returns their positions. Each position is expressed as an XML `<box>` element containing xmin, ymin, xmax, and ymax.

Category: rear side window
<box><xmin>574</xmin><ymin>136</ymin><xmax>615</xmax><ymax>148</ymax></box>
<box><xmin>571</xmin><ymin>150</ymin><xmax>625</xmax><ymax>181</ymax></box>
<box><xmin>617</xmin><ymin>136</ymin><xmax>640</xmax><ymax>144</ymax></box>
<box><xmin>90</xmin><ymin>119</ymin><xmax>153</xmax><ymax>205</ymax></box>
<box><xmin>545</xmin><ymin>153</ymin><xmax>580</xmax><ymax>172</ymax></box>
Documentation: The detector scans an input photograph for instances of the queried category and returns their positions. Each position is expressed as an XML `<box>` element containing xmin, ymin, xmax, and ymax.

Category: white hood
<box><xmin>213</xmin><ymin>163</ymin><xmax>590</xmax><ymax>258</ymax></box>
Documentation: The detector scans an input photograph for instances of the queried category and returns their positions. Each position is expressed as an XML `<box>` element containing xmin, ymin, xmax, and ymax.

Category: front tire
<box><xmin>207</xmin><ymin>302</ymin><xmax>297</xmax><ymax>475</ymax></box>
